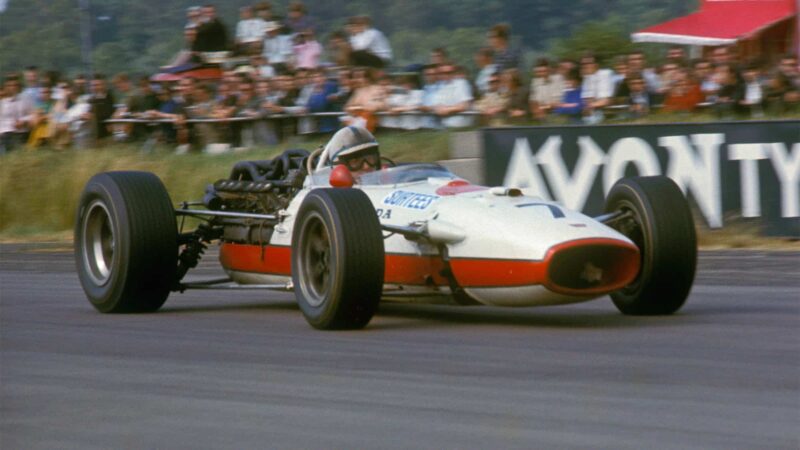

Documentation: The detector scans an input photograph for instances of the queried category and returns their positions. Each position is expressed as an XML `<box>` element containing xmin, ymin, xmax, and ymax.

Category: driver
<box><xmin>325</xmin><ymin>126</ymin><xmax>381</xmax><ymax>177</ymax></box>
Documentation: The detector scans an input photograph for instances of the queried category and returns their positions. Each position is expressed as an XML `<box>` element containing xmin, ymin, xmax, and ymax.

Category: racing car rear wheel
<box><xmin>75</xmin><ymin>171</ymin><xmax>178</xmax><ymax>313</ymax></box>
<box><xmin>292</xmin><ymin>188</ymin><xmax>384</xmax><ymax>330</ymax></box>
<box><xmin>604</xmin><ymin>176</ymin><xmax>696</xmax><ymax>315</ymax></box>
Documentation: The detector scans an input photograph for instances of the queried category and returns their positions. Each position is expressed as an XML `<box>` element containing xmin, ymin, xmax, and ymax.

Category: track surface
<box><xmin>1</xmin><ymin>244</ymin><xmax>798</xmax><ymax>449</ymax></box>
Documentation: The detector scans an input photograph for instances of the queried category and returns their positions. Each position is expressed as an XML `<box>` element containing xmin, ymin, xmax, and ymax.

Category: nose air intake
<box><xmin>545</xmin><ymin>239</ymin><xmax>641</xmax><ymax>296</ymax></box>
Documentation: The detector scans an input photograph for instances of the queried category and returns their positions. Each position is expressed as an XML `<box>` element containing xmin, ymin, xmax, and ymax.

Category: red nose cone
<box><xmin>330</xmin><ymin>164</ymin><xmax>355</xmax><ymax>188</ymax></box>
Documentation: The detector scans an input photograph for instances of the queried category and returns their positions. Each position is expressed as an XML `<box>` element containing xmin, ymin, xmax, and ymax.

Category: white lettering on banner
<box><xmin>603</xmin><ymin>137</ymin><xmax>662</xmax><ymax>195</ymax></box>
<box><xmin>502</xmin><ymin>132</ymin><xmax>799</xmax><ymax>228</ymax></box>
<box><xmin>503</xmin><ymin>137</ymin><xmax>551</xmax><ymax>199</ymax></box>
<box><xmin>536</xmin><ymin>135</ymin><xmax>605</xmax><ymax>210</ymax></box>
<box><xmin>729</xmin><ymin>144</ymin><xmax>768</xmax><ymax>217</ymax></box>
<box><xmin>660</xmin><ymin>134</ymin><xmax>724</xmax><ymax>228</ymax></box>
<box><xmin>768</xmin><ymin>143</ymin><xmax>800</xmax><ymax>217</ymax></box>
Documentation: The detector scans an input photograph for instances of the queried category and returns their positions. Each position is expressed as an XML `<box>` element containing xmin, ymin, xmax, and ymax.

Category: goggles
<box><xmin>340</xmin><ymin>152</ymin><xmax>380</xmax><ymax>171</ymax></box>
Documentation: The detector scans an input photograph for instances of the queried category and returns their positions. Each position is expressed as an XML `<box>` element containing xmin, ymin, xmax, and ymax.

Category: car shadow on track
<box><xmin>159</xmin><ymin>300</ymin><xmax>298</xmax><ymax>314</ymax></box>
<box><xmin>370</xmin><ymin>303</ymin><xmax>683</xmax><ymax>330</ymax></box>
<box><xmin>156</xmin><ymin>298</ymin><xmax>686</xmax><ymax>330</ymax></box>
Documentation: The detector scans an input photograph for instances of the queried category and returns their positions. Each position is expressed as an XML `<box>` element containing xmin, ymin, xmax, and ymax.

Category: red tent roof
<box><xmin>632</xmin><ymin>0</ymin><xmax>796</xmax><ymax>46</ymax></box>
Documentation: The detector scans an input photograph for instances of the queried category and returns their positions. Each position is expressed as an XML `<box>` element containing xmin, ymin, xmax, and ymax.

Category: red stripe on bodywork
<box><xmin>219</xmin><ymin>242</ymin><xmax>292</xmax><ymax>275</ymax></box>
<box><xmin>435</xmin><ymin>180</ymin><xmax>488</xmax><ymax>196</ymax></box>
<box><xmin>219</xmin><ymin>238</ymin><xmax>640</xmax><ymax>294</ymax></box>
<box><xmin>384</xmin><ymin>254</ymin><xmax>448</xmax><ymax>285</ymax></box>
<box><xmin>449</xmin><ymin>258</ymin><xmax>548</xmax><ymax>287</ymax></box>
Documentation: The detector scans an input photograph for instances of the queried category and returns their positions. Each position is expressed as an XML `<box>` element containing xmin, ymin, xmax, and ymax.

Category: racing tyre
<box><xmin>292</xmin><ymin>188</ymin><xmax>384</xmax><ymax>330</ymax></box>
<box><xmin>75</xmin><ymin>171</ymin><xmax>178</xmax><ymax>313</ymax></box>
<box><xmin>604</xmin><ymin>176</ymin><xmax>696</xmax><ymax>315</ymax></box>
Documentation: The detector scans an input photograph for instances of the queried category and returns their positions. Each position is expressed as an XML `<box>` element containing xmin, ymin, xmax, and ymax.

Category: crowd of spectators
<box><xmin>2</xmin><ymin>1</ymin><xmax>799</xmax><ymax>154</ymax></box>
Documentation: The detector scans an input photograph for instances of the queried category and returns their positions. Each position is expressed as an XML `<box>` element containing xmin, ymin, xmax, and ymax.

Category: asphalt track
<box><xmin>1</xmin><ymin>243</ymin><xmax>798</xmax><ymax>449</ymax></box>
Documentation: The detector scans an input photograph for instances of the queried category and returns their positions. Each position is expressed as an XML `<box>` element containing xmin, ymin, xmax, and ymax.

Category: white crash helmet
<box><xmin>324</xmin><ymin>126</ymin><xmax>379</xmax><ymax>165</ymax></box>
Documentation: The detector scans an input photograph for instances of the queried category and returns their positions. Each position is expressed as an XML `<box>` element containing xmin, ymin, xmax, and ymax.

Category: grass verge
<box><xmin>0</xmin><ymin>130</ymin><xmax>449</xmax><ymax>239</ymax></box>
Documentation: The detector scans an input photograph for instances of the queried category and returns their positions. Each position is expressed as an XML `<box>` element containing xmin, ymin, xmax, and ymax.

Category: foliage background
<box><xmin>0</xmin><ymin>0</ymin><xmax>697</xmax><ymax>76</ymax></box>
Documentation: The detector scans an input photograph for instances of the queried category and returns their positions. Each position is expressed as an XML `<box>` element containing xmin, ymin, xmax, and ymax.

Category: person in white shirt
<box><xmin>0</xmin><ymin>75</ymin><xmax>35</xmax><ymax>153</ymax></box>
<box><xmin>740</xmin><ymin>64</ymin><xmax>764</xmax><ymax>117</ymax></box>
<box><xmin>262</xmin><ymin>21</ymin><xmax>294</xmax><ymax>71</ymax></box>
<box><xmin>348</xmin><ymin>15</ymin><xmax>392</xmax><ymax>68</ymax></box>
<box><xmin>580</xmin><ymin>54</ymin><xmax>614</xmax><ymax>124</ymax></box>
<box><xmin>528</xmin><ymin>58</ymin><xmax>563</xmax><ymax>120</ymax></box>
<box><xmin>381</xmin><ymin>74</ymin><xmax>424</xmax><ymax>130</ymax></box>
<box><xmin>432</xmin><ymin>63</ymin><xmax>474</xmax><ymax>128</ymax></box>
<box><xmin>474</xmin><ymin>47</ymin><xmax>498</xmax><ymax>96</ymax></box>
<box><xmin>235</xmin><ymin>6</ymin><xmax>266</xmax><ymax>55</ymax></box>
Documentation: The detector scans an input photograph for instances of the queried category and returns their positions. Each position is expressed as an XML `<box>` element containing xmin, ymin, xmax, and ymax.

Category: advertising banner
<box><xmin>482</xmin><ymin>120</ymin><xmax>799</xmax><ymax>236</ymax></box>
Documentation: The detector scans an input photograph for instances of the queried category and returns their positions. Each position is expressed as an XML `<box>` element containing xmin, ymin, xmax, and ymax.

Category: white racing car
<box><xmin>75</xmin><ymin>129</ymin><xmax>696</xmax><ymax>330</ymax></box>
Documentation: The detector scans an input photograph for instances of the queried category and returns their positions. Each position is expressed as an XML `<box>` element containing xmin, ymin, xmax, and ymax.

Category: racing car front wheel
<box><xmin>604</xmin><ymin>176</ymin><xmax>697</xmax><ymax>315</ymax></box>
<box><xmin>75</xmin><ymin>171</ymin><xmax>178</xmax><ymax>313</ymax></box>
<box><xmin>292</xmin><ymin>188</ymin><xmax>385</xmax><ymax>330</ymax></box>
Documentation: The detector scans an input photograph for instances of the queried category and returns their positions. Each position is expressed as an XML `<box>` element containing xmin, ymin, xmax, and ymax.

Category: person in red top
<box><xmin>662</xmin><ymin>68</ymin><xmax>703</xmax><ymax>113</ymax></box>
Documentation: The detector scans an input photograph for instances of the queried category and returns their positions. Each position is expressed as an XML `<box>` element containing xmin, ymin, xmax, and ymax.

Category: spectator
<box><xmin>487</xmin><ymin>23</ymin><xmax>519</xmax><ymax>71</ymax></box>
<box><xmin>125</xmin><ymin>76</ymin><xmax>161</xmax><ymax>140</ymax></box>
<box><xmin>262</xmin><ymin>21</ymin><xmax>293</xmax><ymax>72</ymax></box>
<box><xmin>473</xmin><ymin>47</ymin><xmax>497</xmax><ymax>96</ymax></box>
<box><xmin>713</xmin><ymin>64</ymin><xmax>741</xmax><ymax>118</ymax></box>
<box><xmin>88</xmin><ymin>74</ymin><xmax>115</xmax><ymax>141</ymax></box>
<box><xmin>419</xmin><ymin>64</ymin><xmax>442</xmax><ymax>128</ymax></box>
<box><xmin>624</xmin><ymin>76</ymin><xmax>651</xmax><ymax>119</ymax></box>
<box><xmin>327</xmin><ymin>67</ymin><xmax>353</xmax><ymax>111</ymax></box>
<box><xmin>235</xmin><ymin>6</ymin><xmax>267</xmax><ymax>55</ymax></box>
<box><xmin>185</xmin><ymin>6</ymin><xmax>203</xmax><ymax>29</ymax></box>
<box><xmin>580</xmin><ymin>54</ymin><xmax>614</xmax><ymax>123</ymax></box>
<box><xmin>293</xmin><ymin>30</ymin><xmax>322</xmax><ymax>69</ymax></box>
<box><xmin>26</xmin><ymin>84</ymin><xmax>56</xmax><ymax>148</ymax></box>
<box><xmin>775</xmin><ymin>54</ymin><xmax>800</xmax><ymax>108</ymax></box>
<box><xmin>739</xmin><ymin>63</ymin><xmax>764</xmax><ymax>117</ymax></box>
<box><xmin>475</xmin><ymin>73</ymin><xmax>508</xmax><ymax>126</ymax></box>
<box><xmin>111</xmin><ymin>73</ymin><xmax>134</xmax><ymax>110</ymax></box>
<box><xmin>611</xmin><ymin>56</ymin><xmax>629</xmax><ymax>92</ymax></box>
<box><xmin>382</xmin><ymin>74</ymin><xmax>424</xmax><ymax>130</ymax></box>
<box><xmin>48</xmin><ymin>81</ymin><xmax>76</xmax><ymax>149</ymax></box>
<box><xmin>529</xmin><ymin>58</ymin><xmax>563</xmax><ymax>120</ymax></box>
<box><xmin>431</xmin><ymin>63</ymin><xmax>474</xmax><ymax>128</ymax></box>
<box><xmin>287</xmin><ymin>1</ymin><xmax>315</xmax><ymax>34</ymax></box>
<box><xmin>553</xmin><ymin>68</ymin><xmax>583</xmax><ymax>123</ymax></box>
<box><xmin>692</xmin><ymin>58</ymin><xmax>718</xmax><ymax>102</ymax></box>
<box><xmin>662</xmin><ymin>68</ymin><xmax>703</xmax><ymax>113</ymax></box>
<box><xmin>500</xmin><ymin>68</ymin><xmax>528</xmax><ymax>123</ymax></box>
<box><xmin>710</xmin><ymin>46</ymin><xmax>732</xmax><ymax>66</ymax></box>
<box><xmin>254</xmin><ymin>2</ymin><xmax>275</xmax><ymax>23</ymax></box>
<box><xmin>305</xmin><ymin>69</ymin><xmax>339</xmax><ymax>133</ymax></box>
<box><xmin>22</xmin><ymin>66</ymin><xmax>41</xmax><ymax>104</ymax></box>
<box><xmin>186</xmin><ymin>82</ymin><xmax>218</xmax><ymax>147</ymax></box>
<box><xmin>348</xmin><ymin>15</ymin><xmax>393</xmax><ymax>68</ymax></box>
<box><xmin>342</xmin><ymin>67</ymin><xmax>385</xmax><ymax>131</ymax></box>
<box><xmin>143</xmin><ymin>85</ymin><xmax>188</xmax><ymax>146</ymax></box>
<box><xmin>60</xmin><ymin>81</ymin><xmax>93</xmax><ymax>149</ymax></box>
<box><xmin>430</xmin><ymin>47</ymin><xmax>449</xmax><ymax>66</ymax></box>
<box><xmin>327</xmin><ymin>30</ymin><xmax>353</xmax><ymax>67</ymax></box>
<box><xmin>249</xmin><ymin>55</ymin><xmax>276</xmax><ymax>79</ymax></box>
<box><xmin>72</xmin><ymin>74</ymin><xmax>89</xmax><ymax>97</ymax></box>
<box><xmin>627</xmin><ymin>50</ymin><xmax>660</xmax><ymax>98</ymax></box>
<box><xmin>194</xmin><ymin>4</ymin><xmax>229</xmax><ymax>52</ymax></box>
<box><xmin>667</xmin><ymin>45</ymin><xmax>687</xmax><ymax>67</ymax></box>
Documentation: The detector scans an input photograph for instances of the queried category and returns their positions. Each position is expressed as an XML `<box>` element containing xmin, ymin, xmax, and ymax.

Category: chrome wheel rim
<box><xmin>299</xmin><ymin>214</ymin><xmax>331</xmax><ymax>308</ymax></box>
<box><xmin>82</xmin><ymin>200</ymin><xmax>115</xmax><ymax>286</ymax></box>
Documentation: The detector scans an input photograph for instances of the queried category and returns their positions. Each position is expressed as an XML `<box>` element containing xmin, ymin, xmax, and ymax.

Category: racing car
<box><xmin>74</xmin><ymin>135</ymin><xmax>696</xmax><ymax>330</ymax></box>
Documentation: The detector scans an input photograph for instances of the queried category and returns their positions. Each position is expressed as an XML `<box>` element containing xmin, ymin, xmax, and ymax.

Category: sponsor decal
<box><xmin>383</xmin><ymin>190</ymin><xmax>439</xmax><ymax>210</ymax></box>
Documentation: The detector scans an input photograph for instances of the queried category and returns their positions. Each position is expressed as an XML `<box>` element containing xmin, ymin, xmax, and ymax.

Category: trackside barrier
<box><xmin>480</xmin><ymin>121</ymin><xmax>800</xmax><ymax>237</ymax></box>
